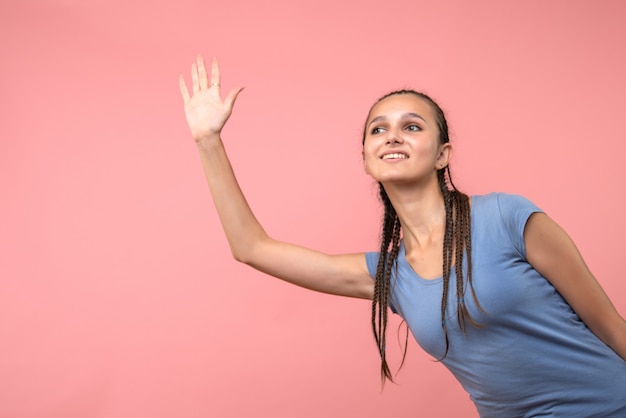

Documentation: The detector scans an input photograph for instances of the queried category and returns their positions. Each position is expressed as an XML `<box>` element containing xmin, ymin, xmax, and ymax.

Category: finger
<box><xmin>197</xmin><ymin>55</ymin><xmax>208</xmax><ymax>90</ymax></box>
<box><xmin>179</xmin><ymin>75</ymin><xmax>191</xmax><ymax>103</ymax></box>
<box><xmin>191</xmin><ymin>62</ymin><xmax>199</xmax><ymax>94</ymax></box>
<box><xmin>210</xmin><ymin>57</ymin><xmax>220</xmax><ymax>89</ymax></box>
<box><xmin>224</xmin><ymin>86</ymin><xmax>245</xmax><ymax>110</ymax></box>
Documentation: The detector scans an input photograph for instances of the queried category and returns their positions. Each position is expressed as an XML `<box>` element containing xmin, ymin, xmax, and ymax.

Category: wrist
<box><xmin>195</xmin><ymin>132</ymin><xmax>222</xmax><ymax>146</ymax></box>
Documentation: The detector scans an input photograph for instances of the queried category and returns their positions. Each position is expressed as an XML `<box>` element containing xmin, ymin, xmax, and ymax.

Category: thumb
<box><xmin>224</xmin><ymin>86</ymin><xmax>245</xmax><ymax>110</ymax></box>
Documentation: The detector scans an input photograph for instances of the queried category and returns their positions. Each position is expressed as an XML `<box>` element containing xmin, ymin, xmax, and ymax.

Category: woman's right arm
<box><xmin>179</xmin><ymin>55</ymin><xmax>374</xmax><ymax>300</ymax></box>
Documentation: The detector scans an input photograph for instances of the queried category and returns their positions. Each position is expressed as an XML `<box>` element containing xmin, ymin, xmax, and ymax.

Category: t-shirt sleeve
<box><xmin>365</xmin><ymin>251</ymin><xmax>379</xmax><ymax>279</ymax></box>
<box><xmin>496</xmin><ymin>193</ymin><xmax>543</xmax><ymax>257</ymax></box>
<box><xmin>365</xmin><ymin>251</ymin><xmax>399</xmax><ymax>313</ymax></box>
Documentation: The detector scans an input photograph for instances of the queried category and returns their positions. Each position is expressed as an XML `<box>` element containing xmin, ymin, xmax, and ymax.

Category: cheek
<box><xmin>362</xmin><ymin>154</ymin><xmax>372</xmax><ymax>175</ymax></box>
<box><xmin>417</xmin><ymin>141</ymin><xmax>441</xmax><ymax>160</ymax></box>
<box><xmin>362</xmin><ymin>146</ymin><xmax>378</xmax><ymax>174</ymax></box>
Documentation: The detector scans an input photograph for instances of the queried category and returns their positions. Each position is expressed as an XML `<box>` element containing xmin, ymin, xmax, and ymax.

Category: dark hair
<box><xmin>362</xmin><ymin>90</ymin><xmax>483</xmax><ymax>384</ymax></box>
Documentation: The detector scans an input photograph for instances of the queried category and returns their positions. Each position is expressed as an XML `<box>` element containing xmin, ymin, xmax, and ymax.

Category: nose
<box><xmin>386</xmin><ymin>132</ymin><xmax>403</xmax><ymax>144</ymax></box>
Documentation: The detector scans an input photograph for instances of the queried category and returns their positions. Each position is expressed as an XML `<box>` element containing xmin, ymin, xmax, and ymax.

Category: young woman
<box><xmin>179</xmin><ymin>56</ymin><xmax>626</xmax><ymax>417</ymax></box>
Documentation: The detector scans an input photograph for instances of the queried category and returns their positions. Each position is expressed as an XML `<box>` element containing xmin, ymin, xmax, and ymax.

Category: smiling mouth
<box><xmin>381</xmin><ymin>153</ymin><xmax>408</xmax><ymax>160</ymax></box>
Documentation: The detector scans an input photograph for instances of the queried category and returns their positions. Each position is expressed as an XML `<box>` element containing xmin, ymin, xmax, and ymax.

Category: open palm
<box><xmin>179</xmin><ymin>56</ymin><xmax>244</xmax><ymax>141</ymax></box>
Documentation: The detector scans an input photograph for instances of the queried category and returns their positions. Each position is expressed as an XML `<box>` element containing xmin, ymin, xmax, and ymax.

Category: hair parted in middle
<box><xmin>362</xmin><ymin>90</ymin><xmax>484</xmax><ymax>384</ymax></box>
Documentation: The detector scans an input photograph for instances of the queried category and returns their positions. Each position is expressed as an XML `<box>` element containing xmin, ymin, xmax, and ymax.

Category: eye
<box><xmin>406</xmin><ymin>124</ymin><xmax>421</xmax><ymax>132</ymax></box>
<box><xmin>370</xmin><ymin>126</ymin><xmax>385</xmax><ymax>134</ymax></box>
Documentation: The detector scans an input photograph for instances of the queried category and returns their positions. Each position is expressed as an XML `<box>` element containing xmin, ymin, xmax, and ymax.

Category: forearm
<box><xmin>196</xmin><ymin>133</ymin><xmax>267</xmax><ymax>261</ymax></box>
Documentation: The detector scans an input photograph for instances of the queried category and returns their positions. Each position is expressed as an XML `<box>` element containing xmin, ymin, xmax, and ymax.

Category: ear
<box><xmin>362</xmin><ymin>151</ymin><xmax>371</xmax><ymax>175</ymax></box>
<box><xmin>436</xmin><ymin>143</ymin><xmax>453</xmax><ymax>170</ymax></box>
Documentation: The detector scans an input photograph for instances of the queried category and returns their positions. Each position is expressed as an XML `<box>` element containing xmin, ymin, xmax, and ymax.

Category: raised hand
<box><xmin>179</xmin><ymin>56</ymin><xmax>244</xmax><ymax>142</ymax></box>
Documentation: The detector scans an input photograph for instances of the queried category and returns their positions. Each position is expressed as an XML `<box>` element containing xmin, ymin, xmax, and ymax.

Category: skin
<box><xmin>179</xmin><ymin>55</ymin><xmax>626</xmax><ymax>361</ymax></box>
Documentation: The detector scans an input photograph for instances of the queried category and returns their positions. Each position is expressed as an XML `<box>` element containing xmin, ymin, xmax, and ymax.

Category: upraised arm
<box><xmin>179</xmin><ymin>56</ymin><xmax>373</xmax><ymax>299</ymax></box>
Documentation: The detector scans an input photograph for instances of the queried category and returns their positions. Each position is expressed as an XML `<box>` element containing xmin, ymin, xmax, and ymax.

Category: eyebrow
<box><xmin>368</xmin><ymin>112</ymin><xmax>427</xmax><ymax>127</ymax></box>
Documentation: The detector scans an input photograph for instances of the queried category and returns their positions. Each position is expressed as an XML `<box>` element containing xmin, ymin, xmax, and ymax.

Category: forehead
<box><xmin>367</xmin><ymin>94</ymin><xmax>435</xmax><ymax>122</ymax></box>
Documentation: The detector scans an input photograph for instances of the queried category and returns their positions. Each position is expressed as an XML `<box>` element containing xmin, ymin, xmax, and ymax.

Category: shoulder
<box><xmin>472</xmin><ymin>192</ymin><xmax>539</xmax><ymax>211</ymax></box>
<box><xmin>471</xmin><ymin>192</ymin><xmax>544</xmax><ymax>254</ymax></box>
<box><xmin>472</xmin><ymin>192</ymin><xmax>542</xmax><ymax>220</ymax></box>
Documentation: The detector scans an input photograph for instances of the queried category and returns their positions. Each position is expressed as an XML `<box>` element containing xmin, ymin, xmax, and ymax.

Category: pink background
<box><xmin>2</xmin><ymin>1</ymin><xmax>625</xmax><ymax>417</ymax></box>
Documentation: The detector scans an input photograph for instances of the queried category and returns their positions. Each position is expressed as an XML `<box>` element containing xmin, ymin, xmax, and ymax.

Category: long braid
<box><xmin>438</xmin><ymin>169</ymin><xmax>454</xmax><ymax>358</ymax></box>
<box><xmin>371</xmin><ymin>185</ymin><xmax>401</xmax><ymax>383</ymax></box>
<box><xmin>454</xmin><ymin>189</ymin><xmax>468</xmax><ymax>333</ymax></box>
<box><xmin>437</xmin><ymin>165</ymin><xmax>483</xmax><ymax>359</ymax></box>
<box><xmin>449</xmin><ymin>164</ymin><xmax>482</xmax><ymax>318</ymax></box>
<box><xmin>365</xmin><ymin>89</ymin><xmax>484</xmax><ymax>384</ymax></box>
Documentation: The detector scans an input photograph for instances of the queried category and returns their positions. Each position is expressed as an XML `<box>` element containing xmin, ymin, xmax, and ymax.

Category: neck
<box><xmin>382</xmin><ymin>176</ymin><xmax>446</xmax><ymax>251</ymax></box>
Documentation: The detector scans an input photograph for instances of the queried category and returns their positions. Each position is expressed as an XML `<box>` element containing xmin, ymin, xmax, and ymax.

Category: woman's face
<box><xmin>362</xmin><ymin>94</ymin><xmax>450</xmax><ymax>186</ymax></box>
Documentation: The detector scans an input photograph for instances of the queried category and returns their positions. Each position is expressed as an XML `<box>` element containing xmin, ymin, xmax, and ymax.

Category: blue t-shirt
<box><xmin>366</xmin><ymin>193</ymin><xmax>626</xmax><ymax>417</ymax></box>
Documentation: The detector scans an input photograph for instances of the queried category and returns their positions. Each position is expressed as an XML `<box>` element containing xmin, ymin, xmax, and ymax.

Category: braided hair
<box><xmin>363</xmin><ymin>90</ymin><xmax>483</xmax><ymax>384</ymax></box>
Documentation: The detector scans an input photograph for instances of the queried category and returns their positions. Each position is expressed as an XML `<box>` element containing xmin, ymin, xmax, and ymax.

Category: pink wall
<box><xmin>1</xmin><ymin>1</ymin><xmax>625</xmax><ymax>417</ymax></box>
